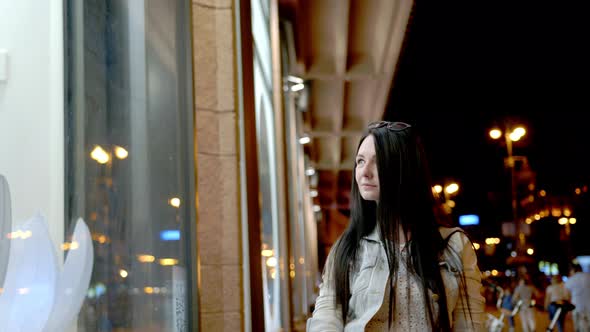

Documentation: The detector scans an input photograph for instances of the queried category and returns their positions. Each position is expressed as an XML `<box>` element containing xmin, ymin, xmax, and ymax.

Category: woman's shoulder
<box><xmin>438</xmin><ymin>226</ymin><xmax>465</xmax><ymax>240</ymax></box>
<box><xmin>438</xmin><ymin>226</ymin><xmax>474</xmax><ymax>252</ymax></box>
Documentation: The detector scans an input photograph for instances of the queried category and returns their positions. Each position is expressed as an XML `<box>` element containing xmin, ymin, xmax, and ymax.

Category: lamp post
<box><xmin>489</xmin><ymin>125</ymin><xmax>527</xmax><ymax>254</ymax></box>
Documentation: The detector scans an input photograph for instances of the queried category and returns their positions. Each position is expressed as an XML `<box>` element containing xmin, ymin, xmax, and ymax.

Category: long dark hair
<box><xmin>329</xmin><ymin>124</ymin><xmax>470</xmax><ymax>330</ymax></box>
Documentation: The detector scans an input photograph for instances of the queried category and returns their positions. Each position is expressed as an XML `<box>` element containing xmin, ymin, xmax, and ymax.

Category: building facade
<box><xmin>0</xmin><ymin>0</ymin><xmax>410</xmax><ymax>330</ymax></box>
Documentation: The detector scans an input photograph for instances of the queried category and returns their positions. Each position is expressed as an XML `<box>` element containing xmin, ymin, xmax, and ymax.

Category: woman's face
<box><xmin>355</xmin><ymin>135</ymin><xmax>379</xmax><ymax>201</ymax></box>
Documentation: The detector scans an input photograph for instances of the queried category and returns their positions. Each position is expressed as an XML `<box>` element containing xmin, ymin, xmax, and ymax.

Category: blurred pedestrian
<box><xmin>501</xmin><ymin>280</ymin><xmax>516</xmax><ymax>332</ymax></box>
<box><xmin>565</xmin><ymin>263</ymin><xmax>590</xmax><ymax>332</ymax></box>
<box><xmin>544</xmin><ymin>275</ymin><xmax>570</xmax><ymax>332</ymax></box>
<box><xmin>513</xmin><ymin>276</ymin><xmax>539</xmax><ymax>332</ymax></box>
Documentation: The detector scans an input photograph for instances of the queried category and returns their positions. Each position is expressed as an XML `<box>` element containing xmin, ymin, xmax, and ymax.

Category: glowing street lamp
<box><xmin>558</xmin><ymin>217</ymin><xmax>577</xmax><ymax>230</ymax></box>
<box><xmin>433</xmin><ymin>182</ymin><xmax>460</xmax><ymax>214</ymax></box>
<box><xmin>433</xmin><ymin>185</ymin><xmax>443</xmax><ymax>194</ymax></box>
<box><xmin>489</xmin><ymin>129</ymin><xmax>502</xmax><ymax>140</ymax></box>
<box><xmin>489</xmin><ymin>127</ymin><xmax>526</xmax><ymax>142</ymax></box>
<box><xmin>445</xmin><ymin>183</ymin><xmax>459</xmax><ymax>195</ymax></box>
<box><xmin>114</xmin><ymin>146</ymin><xmax>129</xmax><ymax>159</ymax></box>
<box><xmin>91</xmin><ymin>144</ymin><xmax>130</xmax><ymax>164</ymax></box>
<box><xmin>90</xmin><ymin>145</ymin><xmax>110</xmax><ymax>164</ymax></box>
<box><xmin>433</xmin><ymin>183</ymin><xmax>459</xmax><ymax>197</ymax></box>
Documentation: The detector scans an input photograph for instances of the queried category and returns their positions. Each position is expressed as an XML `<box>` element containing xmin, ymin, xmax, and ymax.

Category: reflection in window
<box><xmin>283</xmin><ymin>81</ymin><xmax>319</xmax><ymax>322</ymax></box>
<box><xmin>279</xmin><ymin>19</ymin><xmax>320</xmax><ymax>325</ymax></box>
<box><xmin>64</xmin><ymin>1</ymin><xmax>195</xmax><ymax>330</ymax></box>
<box><xmin>256</xmin><ymin>90</ymin><xmax>281</xmax><ymax>329</ymax></box>
<box><xmin>251</xmin><ymin>0</ymin><xmax>286</xmax><ymax>329</ymax></box>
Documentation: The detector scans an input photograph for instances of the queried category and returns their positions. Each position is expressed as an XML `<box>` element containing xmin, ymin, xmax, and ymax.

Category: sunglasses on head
<box><xmin>367</xmin><ymin>121</ymin><xmax>412</xmax><ymax>131</ymax></box>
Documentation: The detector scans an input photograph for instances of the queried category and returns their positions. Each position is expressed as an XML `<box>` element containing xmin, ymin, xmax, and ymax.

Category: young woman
<box><xmin>307</xmin><ymin>121</ymin><xmax>485</xmax><ymax>331</ymax></box>
<box><xmin>544</xmin><ymin>275</ymin><xmax>570</xmax><ymax>332</ymax></box>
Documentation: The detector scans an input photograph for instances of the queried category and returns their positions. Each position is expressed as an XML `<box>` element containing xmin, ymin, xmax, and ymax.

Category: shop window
<box><xmin>64</xmin><ymin>1</ymin><xmax>196</xmax><ymax>330</ymax></box>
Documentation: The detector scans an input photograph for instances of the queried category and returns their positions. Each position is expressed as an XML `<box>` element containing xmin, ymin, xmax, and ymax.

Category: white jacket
<box><xmin>307</xmin><ymin>227</ymin><xmax>485</xmax><ymax>331</ymax></box>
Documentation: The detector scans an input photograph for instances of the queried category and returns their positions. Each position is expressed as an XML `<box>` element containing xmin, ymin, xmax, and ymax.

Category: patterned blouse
<box><xmin>365</xmin><ymin>244</ymin><xmax>435</xmax><ymax>331</ymax></box>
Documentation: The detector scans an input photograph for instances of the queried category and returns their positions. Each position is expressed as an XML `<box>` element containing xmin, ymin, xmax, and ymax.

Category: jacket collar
<box><xmin>364</xmin><ymin>226</ymin><xmax>462</xmax><ymax>241</ymax></box>
<box><xmin>362</xmin><ymin>226</ymin><xmax>413</xmax><ymax>251</ymax></box>
<box><xmin>362</xmin><ymin>226</ymin><xmax>381</xmax><ymax>243</ymax></box>
<box><xmin>363</xmin><ymin>226</ymin><xmax>449</xmax><ymax>245</ymax></box>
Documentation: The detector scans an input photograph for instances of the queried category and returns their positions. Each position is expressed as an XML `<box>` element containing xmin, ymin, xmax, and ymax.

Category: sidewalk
<box><xmin>485</xmin><ymin>305</ymin><xmax>574</xmax><ymax>332</ymax></box>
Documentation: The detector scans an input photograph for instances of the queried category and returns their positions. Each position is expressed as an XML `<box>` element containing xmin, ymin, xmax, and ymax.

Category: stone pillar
<box><xmin>191</xmin><ymin>0</ymin><xmax>243</xmax><ymax>330</ymax></box>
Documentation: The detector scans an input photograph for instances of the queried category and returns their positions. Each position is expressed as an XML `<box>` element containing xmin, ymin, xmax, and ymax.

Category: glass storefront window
<box><xmin>254</xmin><ymin>31</ymin><xmax>283</xmax><ymax>332</ymax></box>
<box><xmin>64</xmin><ymin>1</ymin><xmax>196</xmax><ymax>330</ymax></box>
<box><xmin>251</xmin><ymin>0</ymin><xmax>291</xmax><ymax>329</ymax></box>
<box><xmin>280</xmin><ymin>19</ymin><xmax>320</xmax><ymax>325</ymax></box>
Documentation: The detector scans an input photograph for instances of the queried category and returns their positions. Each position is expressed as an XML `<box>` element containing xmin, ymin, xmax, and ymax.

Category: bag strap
<box><xmin>442</xmin><ymin>228</ymin><xmax>464</xmax><ymax>245</ymax></box>
<box><xmin>441</xmin><ymin>229</ymin><xmax>468</xmax><ymax>271</ymax></box>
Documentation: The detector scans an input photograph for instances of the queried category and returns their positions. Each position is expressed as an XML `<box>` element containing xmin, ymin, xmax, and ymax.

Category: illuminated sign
<box><xmin>160</xmin><ymin>230</ymin><xmax>180</xmax><ymax>241</ymax></box>
<box><xmin>459</xmin><ymin>214</ymin><xmax>479</xmax><ymax>226</ymax></box>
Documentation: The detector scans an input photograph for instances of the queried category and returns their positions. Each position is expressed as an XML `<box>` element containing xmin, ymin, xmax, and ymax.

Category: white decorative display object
<box><xmin>0</xmin><ymin>175</ymin><xmax>11</xmax><ymax>288</ymax></box>
<box><xmin>0</xmin><ymin>175</ymin><xmax>94</xmax><ymax>332</ymax></box>
<box><xmin>0</xmin><ymin>213</ymin><xmax>58</xmax><ymax>332</ymax></box>
<box><xmin>43</xmin><ymin>218</ymin><xmax>94</xmax><ymax>332</ymax></box>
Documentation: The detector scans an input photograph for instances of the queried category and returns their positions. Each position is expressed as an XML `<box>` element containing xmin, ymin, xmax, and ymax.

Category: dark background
<box><xmin>385</xmin><ymin>0</ymin><xmax>590</xmax><ymax>270</ymax></box>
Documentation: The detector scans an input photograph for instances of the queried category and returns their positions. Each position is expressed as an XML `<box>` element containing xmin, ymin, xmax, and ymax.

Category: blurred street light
<box><xmin>90</xmin><ymin>145</ymin><xmax>110</xmax><ymax>164</ymax></box>
<box><xmin>298</xmin><ymin>134</ymin><xmax>311</xmax><ymax>145</ymax></box>
<box><xmin>489</xmin><ymin>129</ymin><xmax>502</xmax><ymax>139</ymax></box>
<box><xmin>90</xmin><ymin>144</ymin><xmax>130</xmax><ymax>164</ymax></box>
<box><xmin>114</xmin><ymin>146</ymin><xmax>129</xmax><ymax>159</ymax></box>
<box><xmin>433</xmin><ymin>182</ymin><xmax>460</xmax><ymax>214</ymax></box>
<box><xmin>433</xmin><ymin>185</ymin><xmax>443</xmax><ymax>194</ymax></box>
<box><xmin>489</xmin><ymin>124</ymin><xmax>527</xmax><ymax>255</ymax></box>
<box><xmin>445</xmin><ymin>183</ymin><xmax>459</xmax><ymax>195</ymax></box>
<box><xmin>433</xmin><ymin>182</ymin><xmax>459</xmax><ymax>197</ymax></box>
<box><xmin>169</xmin><ymin>197</ymin><xmax>181</xmax><ymax>208</ymax></box>
<box><xmin>558</xmin><ymin>217</ymin><xmax>577</xmax><ymax>236</ymax></box>
<box><xmin>489</xmin><ymin>127</ymin><xmax>526</xmax><ymax>142</ymax></box>
<box><xmin>485</xmin><ymin>237</ymin><xmax>501</xmax><ymax>245</ymax></box>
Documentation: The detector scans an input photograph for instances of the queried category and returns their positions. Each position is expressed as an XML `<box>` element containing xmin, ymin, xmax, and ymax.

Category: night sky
<box><xmin>385</xmin><ymin>0</ymin><xmax>590</xmax><ymax>266</ymax></box>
